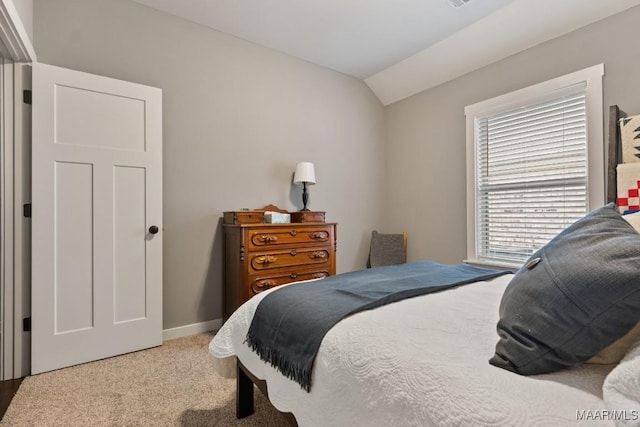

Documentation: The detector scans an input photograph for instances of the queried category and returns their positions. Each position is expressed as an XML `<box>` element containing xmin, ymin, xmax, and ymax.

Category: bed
<box><xmin>210</xmin><ymin>231</ymin><xmax>640</xmax><ymax>426</ymax></box>
<box><xmin>209</xmin><ymin>106</ymin><xmax>640</xmax><ymax>426</ymax></box>
<box><xmin>212</xmin><ymin>273</ymin><xmax>632</xmax><ymax>426</ymax></box>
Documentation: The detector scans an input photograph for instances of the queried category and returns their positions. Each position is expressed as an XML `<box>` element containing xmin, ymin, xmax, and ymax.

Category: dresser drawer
<box><xmin>249</xmin><ymin>269</ymin><xmax>330</xmax><ymax>295</ymax></box>
<box><xmin>224</xmin><ymin>220</ymin><xmax>336</xmax><ymax>318</ymax></box>
<box><xmin>223</xmin><ymin>211</ymin><xmax>264</xmax><ymax>225</ymax></box>
<box><xmin>249</xmin><ymin>247</ymin><xmax>330</xmax><ymax>273</ymax></box>
<box><xmin>247</xmin><ymin>225</ymin><xmax>332</xmax><ymax>249</ymax></box>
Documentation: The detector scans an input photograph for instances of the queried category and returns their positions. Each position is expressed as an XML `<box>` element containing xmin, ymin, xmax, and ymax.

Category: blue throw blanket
<box><xmin>246</xmin><ymin>261</ymin><xmax>510</xmax><ymax>391</ymax></box>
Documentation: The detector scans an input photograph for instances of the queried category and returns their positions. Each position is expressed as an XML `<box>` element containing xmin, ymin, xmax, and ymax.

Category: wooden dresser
<box><xmin>223</xmin><ymin>219</ymin><xmax>337</xmax><ymax>317</ymax></box>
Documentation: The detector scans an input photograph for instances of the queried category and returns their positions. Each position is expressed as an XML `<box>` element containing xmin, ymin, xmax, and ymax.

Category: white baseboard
<box><xmin>162</xmin><ymin>319</ymin><xmax>222</xmax><ymax>341</ymax></box>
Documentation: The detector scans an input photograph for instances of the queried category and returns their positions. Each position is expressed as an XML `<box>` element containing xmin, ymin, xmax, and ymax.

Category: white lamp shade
<box><xmin>293</xmin><ymin>162</ymin><xmax>316</xmax><ymax>184</ymax></box>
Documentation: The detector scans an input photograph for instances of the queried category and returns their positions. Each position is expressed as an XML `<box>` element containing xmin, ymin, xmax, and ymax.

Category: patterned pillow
<box><xmin>490</xmin><ymin>204</ymin><xmax>640</xmax><ymax>374</ymax></box>
<box><xmin>620</xmin><ymin>114</ymin><xmax>640</xmax><ymax>163</ymax></box>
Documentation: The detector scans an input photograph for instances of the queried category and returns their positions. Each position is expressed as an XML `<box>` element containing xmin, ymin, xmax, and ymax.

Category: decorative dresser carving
<box><xmin>222</xmin><ymin>207</ymin><xmax>337</xmax><ymax>318</ymax></box>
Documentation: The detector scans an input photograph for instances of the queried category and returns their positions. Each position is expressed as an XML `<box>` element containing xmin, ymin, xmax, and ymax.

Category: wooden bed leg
<box><xmin>236</xmin><ymin>362</ymin><xmax>254</xmax><ymax>419</ymax></box>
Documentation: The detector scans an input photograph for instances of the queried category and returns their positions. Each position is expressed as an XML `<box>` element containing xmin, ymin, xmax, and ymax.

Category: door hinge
<box><xmin>23</xmin><ymin>89</ymin><xmax>32</xmax><ymax>105</ymax></box>
<box><xmin>23</xmin><ymin>317</ymin><xmax>31</xmax><ymax>332</ymax></box>
<box><xmin>23</xmin><ymin>203</ymin><xmax>31</xmax><ymax>218</ymax></box>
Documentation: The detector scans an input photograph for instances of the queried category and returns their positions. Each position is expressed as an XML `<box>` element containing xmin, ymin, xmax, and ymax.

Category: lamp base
<box><xmin>301</xmin><ymin>182</ymin><xmax>310</xmax><ymax>211</ymax></box>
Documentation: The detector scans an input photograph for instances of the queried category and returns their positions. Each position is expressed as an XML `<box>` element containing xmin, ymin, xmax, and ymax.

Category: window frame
<box><xmin>464</xmin><ymin>64</ymin><xmax>605</xmax><ymax>268</ymax></box>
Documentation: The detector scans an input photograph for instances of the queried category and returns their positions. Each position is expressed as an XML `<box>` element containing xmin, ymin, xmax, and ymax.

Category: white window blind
<box><xmin>474</xmin><ymin>83</ymin><xmax>587</xmax><ymax>263</ymax></box>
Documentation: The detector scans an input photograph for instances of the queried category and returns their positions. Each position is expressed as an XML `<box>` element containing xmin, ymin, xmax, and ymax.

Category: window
<box><xmin>465</xmin><ymin>65</ymin><xmax>605</xmax><ymax>267</ymax></box>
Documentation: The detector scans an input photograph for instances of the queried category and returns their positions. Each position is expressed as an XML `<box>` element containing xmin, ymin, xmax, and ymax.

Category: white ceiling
<box><xmin>133</xmin><ymin>0</ymin><xmax>640</xmax><ymax>105</ymax></box>
<box><xmin>132</xmin><ymin>0</ymin><xmax>513</xmax><ymax>79</ymax></box>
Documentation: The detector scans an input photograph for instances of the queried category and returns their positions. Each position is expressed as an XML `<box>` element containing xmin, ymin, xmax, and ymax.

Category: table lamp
<box><xmin>293</xmin><ymin>162</ymin><xmax>316</xmax><ymax>211</ymax></box>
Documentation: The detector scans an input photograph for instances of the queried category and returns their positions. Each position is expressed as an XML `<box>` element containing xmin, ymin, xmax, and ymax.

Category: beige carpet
<box><xmin>1</xmin><ymin>333</ymin><xmax>290</xmax><ymax>426</ymax></box>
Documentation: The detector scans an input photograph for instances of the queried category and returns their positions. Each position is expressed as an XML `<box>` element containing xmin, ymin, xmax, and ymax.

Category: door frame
<box><xmin>0</xmin><ymin>0</ymin><xmax>36</xmax><ymax>62</ymax></box>
<box><xmin>0</xmin><ymin>0</ymin><xmax>35</xmax><ymax>379</ymax></box>
<box><xmin>12</xmin><ymin>62</ymin><xmax>30</xmax><ymax>379</ymax></box>
<box><xmin>1</xmin><ymin>55</ymin><xmax>15</xmax><ymax>380</ymax></box>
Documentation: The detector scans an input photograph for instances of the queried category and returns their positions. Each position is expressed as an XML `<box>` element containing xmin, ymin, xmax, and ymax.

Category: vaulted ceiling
<box><xmin>132</xmin><ymin>0</ymin><xmax>640</xmax><ymax>104</ymax></box>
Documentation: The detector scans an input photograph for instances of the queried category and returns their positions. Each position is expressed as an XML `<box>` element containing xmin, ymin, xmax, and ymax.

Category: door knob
<box><xmin>149</xmin><ymin>225</ymin><xmax>159</xmax><ymax>234</ymax></box>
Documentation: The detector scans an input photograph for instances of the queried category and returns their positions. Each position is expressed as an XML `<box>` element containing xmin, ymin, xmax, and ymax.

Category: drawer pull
<box><xmin>309</xmin><ymin>232</ymin><xmax>328</xmax><ymax>240</ymax></box>
<box><xmin>290</xmin><ymin>230</ymin><xmax>298</xmax><ymax>236</ymax></box>
<box><xmin>290</xmin><ymin>273</ymin><xmax>298</xmax><ymax>279</ymax></box>
<box><xmin>308</xmin><ymin>251</ymin><xmax>328</xmax><ymax>260</ymax></box>
<box><xmin>311</xmin><ymin>272</ymin><xmax>327</xmax><ymax>279</ymax></box>
<box><xmin>255</xmin><ymin>255</ymin><xmax>277</xmax><ymax>265</ymax></box>
<box><xmin>257</xmin><ymin>234</ymin><xmax>278</xmax><ymax>243</ymax></box>
<box><xmin>290</xmin><ymin>250</ymin><xmax>297</xmax><ymax>256</ymax></box>
<box><xmin>252</xmin><ymin>279</ymin><xmax>276</xmax><ymax>293</ymax></box>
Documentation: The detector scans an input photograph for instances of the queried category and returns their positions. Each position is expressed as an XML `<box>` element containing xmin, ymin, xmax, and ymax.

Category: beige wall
<box><xmin>32</xmin><ymin>0</ymin><xmax>640</xmax><ymax>330</ymax></box>
<box><xmin>33</xmin><ymin>0</ymin><xmax>386</xmax><ymax>328</ymax></box>
<box><xmin>384</xmin><ymin>5</ymin><xmax>640</xmax><ymax>265</ymax></box>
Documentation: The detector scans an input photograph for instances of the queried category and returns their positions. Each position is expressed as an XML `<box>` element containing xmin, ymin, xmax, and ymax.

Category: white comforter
<box><xmin>603</xmin><ymin>340</ymin><xmax>640</xmax><ymax>426</ymax></box>
<box><xmin>210</xmin><ymin>274</ymin><xmax>615</xmax><ymax>427</ymax></box>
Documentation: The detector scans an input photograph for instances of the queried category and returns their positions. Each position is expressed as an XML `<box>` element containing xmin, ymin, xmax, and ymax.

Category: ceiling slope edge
<box><xmin>365</xmin><ymin>0</ymin><xmax>640</xmax><ymax>106</ymax></box>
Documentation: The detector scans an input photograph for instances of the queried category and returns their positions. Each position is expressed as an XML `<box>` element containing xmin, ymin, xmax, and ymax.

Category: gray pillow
<box><xmin>490</xmin><ymin>203</ymin><xmax>640</xmax><ymax>375</ymax></box>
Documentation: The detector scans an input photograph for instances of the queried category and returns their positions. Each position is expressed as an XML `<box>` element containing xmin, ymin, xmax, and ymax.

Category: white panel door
<box><xmin>31</xmin><ymin>63</ymin><xmax>162</xmax><ymax>374</ymax></box>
